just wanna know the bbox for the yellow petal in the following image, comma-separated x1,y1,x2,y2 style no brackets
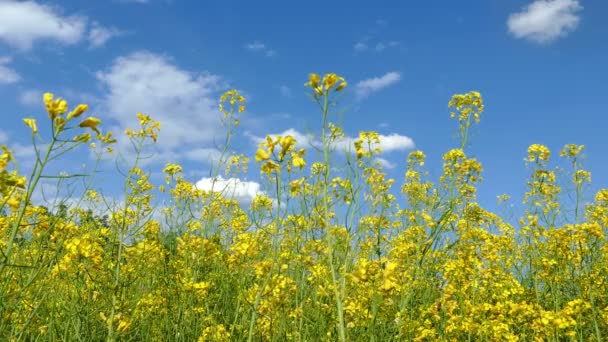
67,104,89,120
255,148,270,162
23,118,38,134
79,117,102,133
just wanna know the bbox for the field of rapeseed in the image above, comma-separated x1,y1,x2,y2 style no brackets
0,73,607,341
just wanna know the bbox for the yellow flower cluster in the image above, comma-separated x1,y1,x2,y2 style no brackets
305,72,347,95
255,135,306,174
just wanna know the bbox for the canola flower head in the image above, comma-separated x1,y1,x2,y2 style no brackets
43,92,69,119
79,117,102,133
67,104,89,120
527,143,551,163
448,90,484,124
23,118,38,134
305,72,347,94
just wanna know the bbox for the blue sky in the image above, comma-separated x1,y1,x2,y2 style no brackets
0,0,606,216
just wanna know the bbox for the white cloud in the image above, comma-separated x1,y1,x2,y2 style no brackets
9,142,37,165
0,1,86,50
374,157,396,169
183,148,223,165
195,176,263,203
0,130,8,144
507,0,582,44
247,128,316,150
88,22,121,48
354,41,368,52
245,41,266,51
97,51,225,152
331,133,414,153
19,89,42,106
355,71,401,100
95,51,241,170
245,40,276,57
374,133,415,152
248,128,414,155
0,56,20,84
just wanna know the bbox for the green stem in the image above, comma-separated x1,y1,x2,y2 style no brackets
319,92,346,342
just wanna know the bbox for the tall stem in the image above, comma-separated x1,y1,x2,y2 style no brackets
320,93,346,342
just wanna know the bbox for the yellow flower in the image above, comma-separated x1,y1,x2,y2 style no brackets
163,163,183,176
291,149,306,169
255,148,271,162
43,93,68,119
306,73,320,88
66,104,89,120
322,73,339,90
527,144,551,163
79,117,102,133
23,118,38,134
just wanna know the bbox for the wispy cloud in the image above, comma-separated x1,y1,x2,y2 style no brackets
507,0,582,44
353,19,401,54
0,57,20,84
355,71,401,100
374,157,396,170
19,89,41,106
355,40,400,53
354,41,368,52
88,22,122,49
245,41,276,57
115,0,150,3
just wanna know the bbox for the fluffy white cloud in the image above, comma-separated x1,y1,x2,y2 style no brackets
374,133,415,152
331,133,414,153
97,51,225,150
95,51,240,170
195,176,263,203
507,0,582,44
88,22,121,48
355,71,401,100
0,57,20,84
0,1,86,50
0,130,8,144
